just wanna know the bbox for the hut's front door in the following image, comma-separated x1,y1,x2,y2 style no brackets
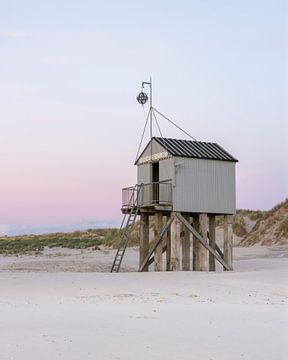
152,162,159,203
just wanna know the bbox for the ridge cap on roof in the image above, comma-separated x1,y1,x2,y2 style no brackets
154,136,216,144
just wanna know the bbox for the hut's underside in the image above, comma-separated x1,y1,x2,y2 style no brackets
138,210,233,272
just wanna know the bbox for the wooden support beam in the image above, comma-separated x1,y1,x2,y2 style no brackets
148,245,167,266
224,215,233,271
139,214,175,272
215,243,224,259
139,213,149,272
193,213,209,270
165,215,171,271
154,212,163,271
176,213,232,271
207,230,224,259
198,214,209,271
192,214,200,271
170,214,181,271
209,214,216,271
181,213,190,271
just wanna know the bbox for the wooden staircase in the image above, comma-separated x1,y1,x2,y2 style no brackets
110,185,141,273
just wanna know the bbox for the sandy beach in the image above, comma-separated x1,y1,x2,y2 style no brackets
0,246,287,360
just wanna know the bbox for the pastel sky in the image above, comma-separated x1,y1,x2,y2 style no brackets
0,0,287,235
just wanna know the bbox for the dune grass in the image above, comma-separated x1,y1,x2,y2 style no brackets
0,229,122,255
0,208,267,255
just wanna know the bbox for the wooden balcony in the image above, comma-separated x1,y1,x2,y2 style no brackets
121,182,173,214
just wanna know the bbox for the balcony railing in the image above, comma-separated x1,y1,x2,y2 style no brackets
122,181,172,209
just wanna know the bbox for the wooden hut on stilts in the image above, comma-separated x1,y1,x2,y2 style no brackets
111,79,238,273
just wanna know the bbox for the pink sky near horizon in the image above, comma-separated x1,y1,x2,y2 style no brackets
0,138,286,229
0,1,287,234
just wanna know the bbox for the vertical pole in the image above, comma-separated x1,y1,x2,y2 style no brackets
209,214,216,271
224,215,233,271
182,213,190,271
150,78,153,160
150,77,152,136
165,215,171,271
170,213,181,271
139,212,149,272
149,79,153,196
198,213,209,271
193,214,208,271
154,212,163,271
189,216,193,269
193,214,200,270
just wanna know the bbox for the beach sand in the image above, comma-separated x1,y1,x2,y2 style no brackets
0,246,287,360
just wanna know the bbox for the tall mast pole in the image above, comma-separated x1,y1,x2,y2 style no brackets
140,78,153,162
149,77,153,161
150,76,152,142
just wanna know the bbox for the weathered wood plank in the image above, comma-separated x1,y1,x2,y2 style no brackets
193,214,200,271
154,212,163,271
182,213,190,271
148,245,167,266
207,230,224,259
215,243,224,259
198,213,208,271
209,214,216,271
139,213,149,272
164,215,171,271
224,215,233,271
170,215,181,271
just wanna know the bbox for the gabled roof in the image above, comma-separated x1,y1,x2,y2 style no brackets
136,137,238,164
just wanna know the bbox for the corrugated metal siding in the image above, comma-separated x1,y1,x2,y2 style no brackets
174,157,236,214
159,158,175,183
159,157,175,203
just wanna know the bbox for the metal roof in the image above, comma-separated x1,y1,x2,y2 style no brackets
153,137,238,162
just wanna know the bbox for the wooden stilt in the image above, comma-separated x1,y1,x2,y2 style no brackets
139,212,149,272
139,214,174,272
181,213,190,271
170,214,181,271
193,214,209,271
189,216,193,268
224,215,233,271
209,214,216,271
193,214,200,270
197,213,208,271
154,212,163,271
164,215,171,271
177,213,231,270
139,211,233,273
